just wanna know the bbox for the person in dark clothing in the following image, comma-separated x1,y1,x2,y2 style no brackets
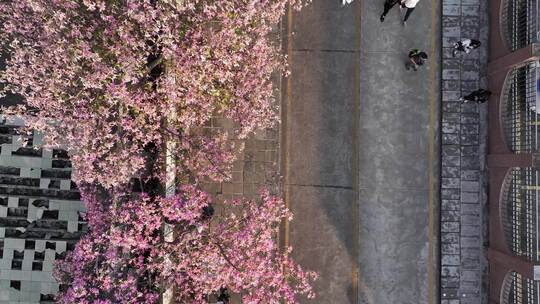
216,288,230,304
405,49,428,71
459,89,491,103
380,0,400,22
452,39,481,57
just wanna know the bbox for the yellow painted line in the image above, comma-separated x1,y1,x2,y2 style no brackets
284,3,293,252
427,0,439,303
351,0,361,302
284,4,363,303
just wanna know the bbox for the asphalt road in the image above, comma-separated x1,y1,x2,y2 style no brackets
281,1,440,303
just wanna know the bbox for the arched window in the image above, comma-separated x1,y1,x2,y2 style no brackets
501,168,540,261
501,62,539,153
501,0,539,51
501,271,539,303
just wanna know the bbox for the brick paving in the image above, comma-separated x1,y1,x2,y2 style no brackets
201,30,282,203
199,124,279,304
201,123,280,203
440,0,489,303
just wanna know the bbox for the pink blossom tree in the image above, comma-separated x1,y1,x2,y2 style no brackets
0,0,307,188
0,0,317,302
54,186,316,304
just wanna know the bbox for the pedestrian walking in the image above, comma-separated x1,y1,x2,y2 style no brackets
452,39,481,57
401,0,420,25
459,89,491,103
216,288,230,304
405,49,428,71
380,0,400,22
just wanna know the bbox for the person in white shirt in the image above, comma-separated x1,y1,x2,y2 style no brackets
342,0,354,5
401,0,420,25
452,39,481,57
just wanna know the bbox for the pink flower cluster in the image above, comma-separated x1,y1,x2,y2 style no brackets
54,186,316,304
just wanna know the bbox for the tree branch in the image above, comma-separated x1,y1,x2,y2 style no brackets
164,127,232,180
215,241,241,272
147,55,163,74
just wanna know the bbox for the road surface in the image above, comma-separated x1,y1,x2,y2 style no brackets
281,1,440,303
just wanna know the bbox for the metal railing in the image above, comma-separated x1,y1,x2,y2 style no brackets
502,271,539,304
502,62,540,153
502,168,540,262
501,0,539,51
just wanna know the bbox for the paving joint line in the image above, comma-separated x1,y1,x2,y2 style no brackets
291,49,359,53
285,183,354,190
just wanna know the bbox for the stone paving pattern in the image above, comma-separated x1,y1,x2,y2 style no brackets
200,122,280,203
199,55,281,304
199,123,278,304
201,30,282,204
0,117,85,304
440,0,489,303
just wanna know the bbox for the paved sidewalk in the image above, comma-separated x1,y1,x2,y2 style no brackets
439,0,489,303
282,0,440,303
357,0,440,303
281,2,360,302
